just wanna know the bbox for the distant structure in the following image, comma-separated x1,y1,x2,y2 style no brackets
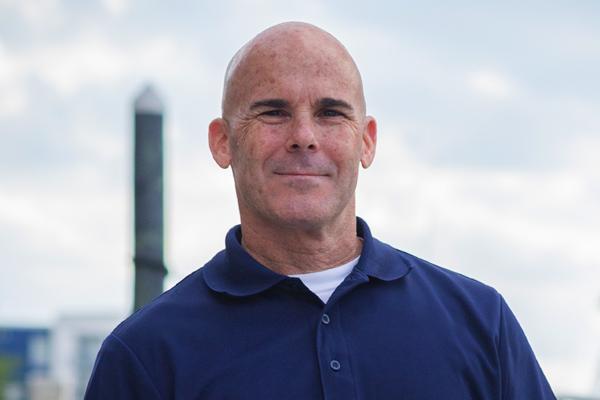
133,85,167,311
0,327,51,400
0,314,121,400
50,314,119,400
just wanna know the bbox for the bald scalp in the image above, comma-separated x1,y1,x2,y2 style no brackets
221,22,366,119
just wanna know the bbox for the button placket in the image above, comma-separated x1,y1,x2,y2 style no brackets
316,303,357,398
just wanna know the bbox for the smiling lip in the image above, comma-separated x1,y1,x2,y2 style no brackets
274,172,327,177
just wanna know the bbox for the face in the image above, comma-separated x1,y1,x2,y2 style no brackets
209,27,376,230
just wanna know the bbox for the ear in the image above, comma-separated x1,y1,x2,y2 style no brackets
208,118,232,169
360,116,377,168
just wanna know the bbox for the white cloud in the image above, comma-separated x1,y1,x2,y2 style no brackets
467,69,519,100
8,31,214,100
0,0,63,31
0,83,27,117
359,128,600,264
224,0,330,38
27,34,127,96
567,134,600,180
102,0,130,17
0,40,28,117
0,163,130,323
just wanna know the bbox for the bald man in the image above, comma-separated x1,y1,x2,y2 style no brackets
85,23,555,399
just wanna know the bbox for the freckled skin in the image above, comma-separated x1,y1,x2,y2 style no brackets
208,22,377,274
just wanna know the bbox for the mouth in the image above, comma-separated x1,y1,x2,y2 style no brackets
273,172,328,177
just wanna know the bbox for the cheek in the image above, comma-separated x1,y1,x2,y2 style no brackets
233,127,283,172
248,135,279,165
322,132,362,166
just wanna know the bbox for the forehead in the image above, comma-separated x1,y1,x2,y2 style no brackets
226,28,363,112
247,56,354,100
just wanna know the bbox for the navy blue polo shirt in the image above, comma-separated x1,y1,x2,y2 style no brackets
85,218,555,399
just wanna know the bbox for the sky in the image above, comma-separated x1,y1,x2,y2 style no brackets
1,0,599,396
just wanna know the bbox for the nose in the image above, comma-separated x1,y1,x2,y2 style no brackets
286,115,319,152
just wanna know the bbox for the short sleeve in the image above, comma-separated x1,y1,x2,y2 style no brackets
498,296,556,400
84,334,163,400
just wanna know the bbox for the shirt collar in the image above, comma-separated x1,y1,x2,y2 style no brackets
354,217,414,281
203,217,413,296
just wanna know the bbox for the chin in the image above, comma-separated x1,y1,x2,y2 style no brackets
270,200,341,229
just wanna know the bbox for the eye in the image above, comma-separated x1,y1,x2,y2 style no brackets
256,109,290,124
319,109,345,118
261,109,287,117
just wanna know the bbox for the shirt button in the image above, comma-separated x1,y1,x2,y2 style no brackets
330,360,341,371
321,314,330,325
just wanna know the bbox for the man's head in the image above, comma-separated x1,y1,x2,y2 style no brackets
209,22,376,230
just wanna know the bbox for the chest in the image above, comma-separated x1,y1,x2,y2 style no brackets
159,283,501,400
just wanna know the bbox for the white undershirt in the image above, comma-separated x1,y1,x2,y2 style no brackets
289,256,360,303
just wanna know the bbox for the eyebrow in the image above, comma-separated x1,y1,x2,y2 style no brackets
249,97,355,112
249,99,290,110
317,97,354,111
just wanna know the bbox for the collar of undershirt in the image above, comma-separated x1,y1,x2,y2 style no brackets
289,254,360,281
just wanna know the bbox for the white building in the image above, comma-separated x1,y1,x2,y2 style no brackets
49,314,121,400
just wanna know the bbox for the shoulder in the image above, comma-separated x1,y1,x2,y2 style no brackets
374,238,503,326
377,238,499,294
407,246,499,299
87,251,232,398
111,250,227,346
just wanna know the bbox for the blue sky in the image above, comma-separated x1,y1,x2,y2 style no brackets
1,0,599,395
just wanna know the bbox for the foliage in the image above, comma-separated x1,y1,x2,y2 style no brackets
0,356,19,399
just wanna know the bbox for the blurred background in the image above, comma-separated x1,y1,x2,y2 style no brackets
1,0,599,399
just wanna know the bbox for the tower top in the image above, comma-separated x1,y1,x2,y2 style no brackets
134,84,164,114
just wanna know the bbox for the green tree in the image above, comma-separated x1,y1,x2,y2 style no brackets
0,356,18,400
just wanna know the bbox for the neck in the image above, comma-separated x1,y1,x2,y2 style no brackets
239,214,362,276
